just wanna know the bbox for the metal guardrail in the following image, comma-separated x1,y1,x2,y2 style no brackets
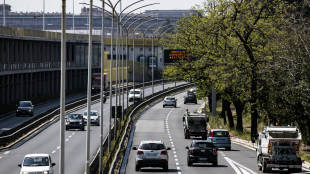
0,79,168,149
107,83,194,174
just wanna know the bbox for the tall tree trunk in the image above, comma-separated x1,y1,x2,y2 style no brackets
208,95,212,113
221,99,227,125
233,100,244,132
224,99,234,128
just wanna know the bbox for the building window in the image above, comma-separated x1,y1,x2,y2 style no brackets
131,48,133,51
113,48,115,51
140,47,143,51
104,47,106,51
149,48,151,51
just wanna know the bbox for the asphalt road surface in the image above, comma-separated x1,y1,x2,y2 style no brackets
125,91,310,174
0,82,186,174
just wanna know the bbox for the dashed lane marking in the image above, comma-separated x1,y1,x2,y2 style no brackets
3,151,10,155
166,108,181,174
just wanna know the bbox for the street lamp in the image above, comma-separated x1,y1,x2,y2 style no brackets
3,0,5,26
131,18,158,105
85,1,93,174
60,1,66,174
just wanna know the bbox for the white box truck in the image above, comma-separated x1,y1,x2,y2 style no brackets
257,126,302,173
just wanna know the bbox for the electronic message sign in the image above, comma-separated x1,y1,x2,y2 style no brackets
164,49,189,64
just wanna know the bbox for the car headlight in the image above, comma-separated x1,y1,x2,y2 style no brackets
79,120,83,124
22,171,28,174
28,110,32,112
43,170,50,174
17,110,19,112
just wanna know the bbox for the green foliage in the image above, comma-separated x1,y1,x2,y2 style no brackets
161,0,310,144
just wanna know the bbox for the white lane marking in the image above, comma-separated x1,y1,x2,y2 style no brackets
57,146,60,149
165,108,181,174
3,151,10,155
232,141,310,172
0,156,2,159
69,135,72,138
65,139,69,141
232,141,256,151
52,151,56,154
223,157,257,174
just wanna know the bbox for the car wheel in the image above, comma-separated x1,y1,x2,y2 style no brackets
184,102,186,104
66,127,69,131
163,105,165,108
257,157,262,171
212,160,218,167
174,105,176,108
81,127,85,131
226,147,231,151
187,160,192,166
262,158,269,173
195,102,197,104
163,165,168,172
135,165,140,172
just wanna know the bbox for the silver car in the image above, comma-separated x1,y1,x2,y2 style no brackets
163,96,177,108
207,129,231,150
83,110,100,126
132,140,171,172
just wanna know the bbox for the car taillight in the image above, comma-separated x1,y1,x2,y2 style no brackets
161,151,167,155
210,137,213,142
137,150,144,155
268,143,271,153
228,133,231,141
211,131,214,137
189,148,194,155
296,143,300,152
213,148,217,155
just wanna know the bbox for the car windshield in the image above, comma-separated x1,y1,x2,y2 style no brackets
213,131,229,137
130,91,140,94
23,157,49,166
165,97,175,101
194,142,214,148
19,101,32,107
68,114,82,119
83,111,98,116
140,143,165,150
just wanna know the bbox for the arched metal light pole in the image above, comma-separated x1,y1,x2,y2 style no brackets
2,0,5,26
157,25,176,92
105,0,159,139
99,0,105,173
60,1,66,174
43,0,45,30
137,22,165,99
85,0,93,173
132,18,158,105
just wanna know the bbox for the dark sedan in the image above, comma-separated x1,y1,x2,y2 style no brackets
16,101,34,116
66,113,85,131
186,140,218,166
184,92,197,104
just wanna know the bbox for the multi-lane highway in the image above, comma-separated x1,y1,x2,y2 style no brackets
0,82,186,174
124,91,310,174
2,84,310,174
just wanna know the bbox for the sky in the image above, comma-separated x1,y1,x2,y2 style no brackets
5,0,205,14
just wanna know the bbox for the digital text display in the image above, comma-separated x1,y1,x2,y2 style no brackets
164,49,189,63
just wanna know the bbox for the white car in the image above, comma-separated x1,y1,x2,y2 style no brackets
18,153,55,174
83,110,100,126
132,140,170,172
163,96,177,108
128,89,142,102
